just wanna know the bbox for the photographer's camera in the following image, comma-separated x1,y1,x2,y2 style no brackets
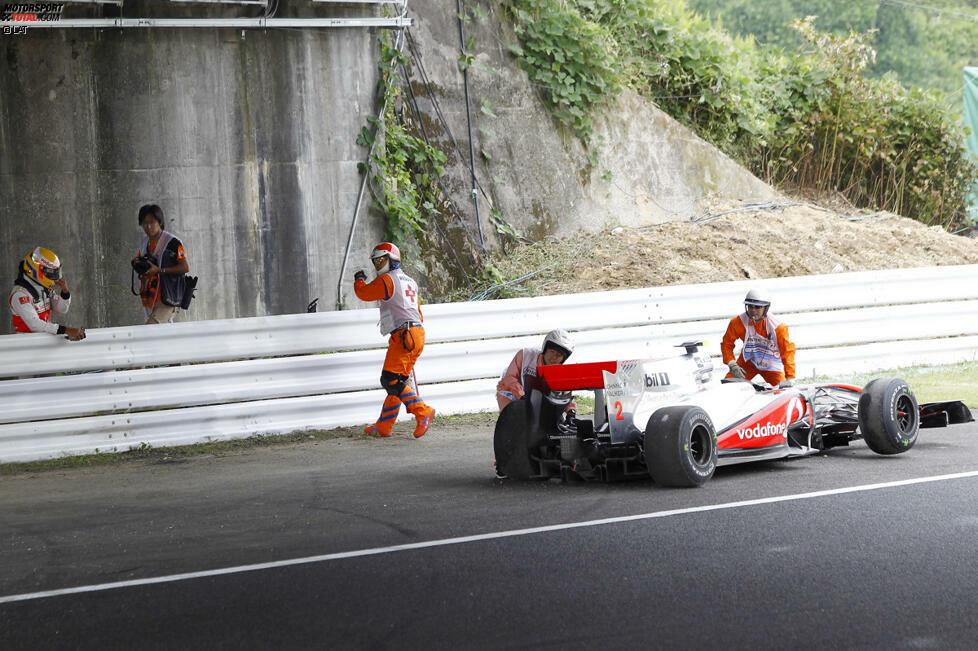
131,254,157,275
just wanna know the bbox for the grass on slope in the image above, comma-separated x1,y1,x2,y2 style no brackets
825,362,978,406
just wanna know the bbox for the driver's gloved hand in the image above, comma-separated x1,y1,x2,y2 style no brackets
354,270,367,282
778,379,794,389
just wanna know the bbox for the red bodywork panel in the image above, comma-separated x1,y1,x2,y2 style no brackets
538,361,619,391
821,383,862,393
717,392,811,450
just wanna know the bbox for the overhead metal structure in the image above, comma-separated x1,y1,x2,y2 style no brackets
3,16,411,27
2,0,411,27
167,0,269,6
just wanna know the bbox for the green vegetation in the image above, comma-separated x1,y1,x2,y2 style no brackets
573,393,595,413
688,0,978,109
505,0,978,228
820,361,978,406
357,35,450,272
507,0,621,143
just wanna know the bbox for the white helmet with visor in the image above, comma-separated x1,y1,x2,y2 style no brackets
542,329,574,363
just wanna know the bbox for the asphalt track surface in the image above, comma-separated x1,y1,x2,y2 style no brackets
2,414,978,650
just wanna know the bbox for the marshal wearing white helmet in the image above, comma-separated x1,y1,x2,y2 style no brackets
496,328,577,411
721,288,795,387
353,242,436,438
8,247,86,340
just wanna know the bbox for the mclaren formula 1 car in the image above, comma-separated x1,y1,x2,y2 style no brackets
493,342,973,487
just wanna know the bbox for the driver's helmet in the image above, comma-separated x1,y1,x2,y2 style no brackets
542,328,574,363
744,288,771,317
371,242,401,274
23,247,62,290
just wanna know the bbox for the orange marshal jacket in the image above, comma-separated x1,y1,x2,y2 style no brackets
720,314,796,379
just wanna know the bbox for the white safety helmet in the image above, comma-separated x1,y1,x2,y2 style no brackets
542,329,574,362
744,288,771,318
370,242,401,275
744,288,771,307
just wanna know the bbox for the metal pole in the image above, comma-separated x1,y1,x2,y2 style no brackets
335,22,406,310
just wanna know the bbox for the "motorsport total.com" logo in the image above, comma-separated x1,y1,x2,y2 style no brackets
2,2,63,34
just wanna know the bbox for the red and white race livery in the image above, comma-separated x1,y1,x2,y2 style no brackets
493,342,973,487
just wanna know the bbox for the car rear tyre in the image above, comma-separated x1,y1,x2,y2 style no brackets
493,399,544,479
858,378,919,455
645,406,717,487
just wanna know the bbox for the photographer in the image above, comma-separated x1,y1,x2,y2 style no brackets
133,204,190,324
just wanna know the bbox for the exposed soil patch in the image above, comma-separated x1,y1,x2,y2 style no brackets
463,195,978,300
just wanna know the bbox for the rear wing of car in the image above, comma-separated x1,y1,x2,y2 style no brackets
536,342,709,392
537,361,619,391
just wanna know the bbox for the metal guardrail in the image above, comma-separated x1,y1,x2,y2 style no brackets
3,264,975,377
2,265,977,462
4,299,978,425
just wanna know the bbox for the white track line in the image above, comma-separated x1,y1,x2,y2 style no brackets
3,470,978,605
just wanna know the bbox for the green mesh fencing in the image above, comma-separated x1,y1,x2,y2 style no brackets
964,67,978,224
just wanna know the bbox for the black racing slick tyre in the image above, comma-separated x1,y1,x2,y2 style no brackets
858,378,920,455
644,406,717,487
493,400,543,480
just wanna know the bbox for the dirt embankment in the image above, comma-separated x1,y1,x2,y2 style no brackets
474,197,978,298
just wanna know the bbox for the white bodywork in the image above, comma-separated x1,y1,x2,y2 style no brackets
602,350,800,445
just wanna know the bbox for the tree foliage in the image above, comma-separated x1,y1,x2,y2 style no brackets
507,0,621,143
688,0,978,104
506,0,978,227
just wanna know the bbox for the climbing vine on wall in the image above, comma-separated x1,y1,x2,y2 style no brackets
357,34,450,268
505,0,620,146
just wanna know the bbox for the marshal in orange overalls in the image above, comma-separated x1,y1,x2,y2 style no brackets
354,246,436,438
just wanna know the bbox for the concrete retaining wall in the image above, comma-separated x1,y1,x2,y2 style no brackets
1,0,779,334
0,4,389,332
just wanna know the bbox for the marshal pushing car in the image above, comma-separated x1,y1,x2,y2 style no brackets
492,342,973,487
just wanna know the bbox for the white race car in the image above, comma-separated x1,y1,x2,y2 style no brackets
493,342,973,486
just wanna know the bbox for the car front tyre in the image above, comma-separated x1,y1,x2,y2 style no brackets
858,377,919,455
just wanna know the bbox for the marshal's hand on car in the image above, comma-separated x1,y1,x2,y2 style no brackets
727,360,746,380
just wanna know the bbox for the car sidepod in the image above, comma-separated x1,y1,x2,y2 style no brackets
714,389,811,465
